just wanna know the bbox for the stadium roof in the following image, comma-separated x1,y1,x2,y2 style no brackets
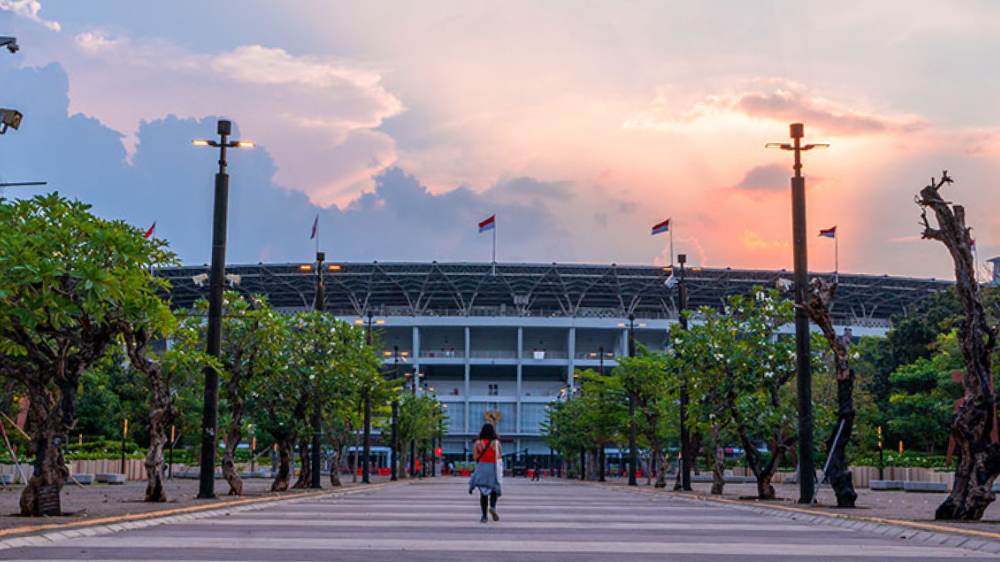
156,262,952,325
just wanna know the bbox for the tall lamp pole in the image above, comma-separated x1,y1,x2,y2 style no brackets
598,345,606,482
390,346,402,481
678,254,692,491
766,123,828,504
362,310,374,484
310,252,325,489
192,120,253,499
409,371,422,477
627,314,637,487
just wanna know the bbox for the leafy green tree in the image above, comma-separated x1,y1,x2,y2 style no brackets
615,348,677,487
679,288,797,499
887,332,963,455
0,194,172,515
396,393,444,478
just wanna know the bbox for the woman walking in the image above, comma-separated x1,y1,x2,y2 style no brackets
468,423,502,523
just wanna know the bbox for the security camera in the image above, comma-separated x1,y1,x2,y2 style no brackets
775,278,793,291
0,108,23,134
0,37,18,54
664,274,678,289
192,273,209,287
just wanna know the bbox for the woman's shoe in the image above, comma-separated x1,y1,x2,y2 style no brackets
490,508,499,521
480,515,488,523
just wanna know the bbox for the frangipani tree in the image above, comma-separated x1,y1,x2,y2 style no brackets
0,194,172,515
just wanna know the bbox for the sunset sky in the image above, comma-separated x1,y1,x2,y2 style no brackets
2,1,999,278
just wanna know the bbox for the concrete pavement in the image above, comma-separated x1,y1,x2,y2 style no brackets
1,477,996,560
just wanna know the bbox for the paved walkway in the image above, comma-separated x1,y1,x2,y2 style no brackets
1,477,996,560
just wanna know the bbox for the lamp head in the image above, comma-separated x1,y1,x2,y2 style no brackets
217,120,232,136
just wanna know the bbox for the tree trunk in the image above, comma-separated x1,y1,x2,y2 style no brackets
710,424,726,495
654,448,668,488
221,429,243,496
329,445,344,487
143,374,172,503
804,278,857,508
20,383,71,516
293,438,311,489
352,431,359,483
690,431,703,476
917,173,1000,521
271,437,294,492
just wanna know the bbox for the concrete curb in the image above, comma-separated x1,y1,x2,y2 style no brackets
605,483,1000,555
0,481,400,551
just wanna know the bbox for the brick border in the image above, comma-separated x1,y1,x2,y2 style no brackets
0,481,399,551
606,484,1000,555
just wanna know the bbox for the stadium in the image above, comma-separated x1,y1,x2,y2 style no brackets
157,261,951,469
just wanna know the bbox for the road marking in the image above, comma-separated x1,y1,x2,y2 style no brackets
191,518,848,532
40,537,980,558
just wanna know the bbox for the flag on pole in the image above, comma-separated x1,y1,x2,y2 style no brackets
819,226,836,238
479,214,496,233
651,218,670,236
971,239,977,252
310,215,319,240
143,221,156,239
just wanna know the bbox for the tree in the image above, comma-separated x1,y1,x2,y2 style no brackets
396,393,444,478
615,348,676,488
680,288,797,499
0,194,172,515
803,277,858,507
917,171,1000,521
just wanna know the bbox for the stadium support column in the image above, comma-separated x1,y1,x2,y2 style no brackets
464,326,471,433
516,327,523,434
567,327,576,387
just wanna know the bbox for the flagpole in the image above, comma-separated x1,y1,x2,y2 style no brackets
670,222,675,267
834,234,839,284
492,220,497,276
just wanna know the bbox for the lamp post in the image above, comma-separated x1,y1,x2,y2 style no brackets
389,345,406,481
627,314,637,487
598,344,606,483
766,122,828,504
310,251,325,489
192,119,254,499
362,310,374,484
408,371,423,477
678,254,692,492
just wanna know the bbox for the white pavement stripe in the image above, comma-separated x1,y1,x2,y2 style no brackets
43,537,979,558
230,513,762,522
275,504,712,511
191,518,848,532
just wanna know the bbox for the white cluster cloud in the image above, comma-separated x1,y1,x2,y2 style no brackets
0,0,59,31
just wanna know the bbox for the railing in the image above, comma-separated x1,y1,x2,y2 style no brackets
468,350,519,359
419,350,464,359
522,350,568,360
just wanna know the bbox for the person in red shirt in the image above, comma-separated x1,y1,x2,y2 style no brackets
468,423,503,523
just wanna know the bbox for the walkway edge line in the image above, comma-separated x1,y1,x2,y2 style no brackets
602,483,1000,555
0,481,401,550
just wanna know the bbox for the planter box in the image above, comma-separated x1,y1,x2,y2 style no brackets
870,480,904,490
71,473,95,485
0,474,13,485
903,481,947,493
95,473,127,484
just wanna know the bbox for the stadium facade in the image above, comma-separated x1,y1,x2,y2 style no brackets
158,261,950,466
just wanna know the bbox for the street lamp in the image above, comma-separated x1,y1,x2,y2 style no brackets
192,119,254,499
386,346,408,481
677,254,692,491
408,371,424,477
310,251,325,489
766,122,828,505
0,36,18,53
362,310,374,484
627,314,637,487
598,344,606,482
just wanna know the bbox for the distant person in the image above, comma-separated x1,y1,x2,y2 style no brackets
468,423,502,523
531,457,541,481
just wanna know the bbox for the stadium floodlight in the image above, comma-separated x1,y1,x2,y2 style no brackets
1,36,18,54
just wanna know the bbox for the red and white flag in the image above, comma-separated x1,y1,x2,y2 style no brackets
143,221,156,239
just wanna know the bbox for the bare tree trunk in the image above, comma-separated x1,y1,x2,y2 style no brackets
329,446,344,487
654,447,668,488
690,430,703,476
221,430,243,496
710,423,726,495
804,278,857,508
271,437,294,492
918,172,1000,521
